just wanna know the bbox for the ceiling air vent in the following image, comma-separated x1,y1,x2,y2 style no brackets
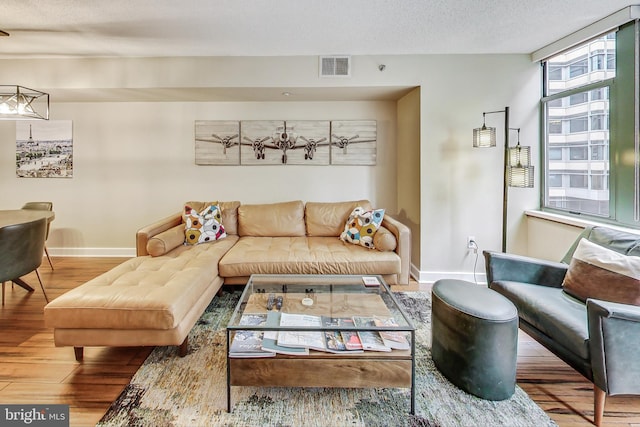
319,55,351,77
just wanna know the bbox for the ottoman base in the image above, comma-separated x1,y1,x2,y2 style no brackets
431,279,518,401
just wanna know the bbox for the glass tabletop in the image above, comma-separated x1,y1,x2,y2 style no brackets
228,274,415,332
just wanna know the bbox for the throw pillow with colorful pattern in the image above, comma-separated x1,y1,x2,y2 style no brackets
340,206,385,249
183,204,226,245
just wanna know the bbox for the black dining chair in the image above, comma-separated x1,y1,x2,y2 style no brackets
0,217,49,305
21,202,54,270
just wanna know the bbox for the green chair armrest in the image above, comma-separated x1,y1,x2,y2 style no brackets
483,250,567,287
588,298,640,395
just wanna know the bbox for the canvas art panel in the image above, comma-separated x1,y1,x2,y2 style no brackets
195,119,377,166
195,120,240,165
330,120,377,165
240,120,285,165
16,120,73,178
280,120,330,165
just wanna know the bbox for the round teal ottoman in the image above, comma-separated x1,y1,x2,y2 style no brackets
431,279,518,401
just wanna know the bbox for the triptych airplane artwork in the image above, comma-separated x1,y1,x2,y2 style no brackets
195,120,377,166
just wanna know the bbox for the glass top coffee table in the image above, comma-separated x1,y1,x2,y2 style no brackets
226,274,416,414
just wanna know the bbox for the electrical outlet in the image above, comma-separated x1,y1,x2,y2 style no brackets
467,236,476,249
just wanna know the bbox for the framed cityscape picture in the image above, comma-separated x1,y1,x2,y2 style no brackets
16,120,73,178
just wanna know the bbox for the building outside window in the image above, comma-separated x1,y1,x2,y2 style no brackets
542,32,614,218
542,20,640,227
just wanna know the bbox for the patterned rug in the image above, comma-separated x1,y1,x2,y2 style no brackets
98,290,557,427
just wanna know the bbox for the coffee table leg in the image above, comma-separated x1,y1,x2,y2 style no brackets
411,330,416,414
226,329,231,412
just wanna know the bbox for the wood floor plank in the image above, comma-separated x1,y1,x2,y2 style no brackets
1,257,639,426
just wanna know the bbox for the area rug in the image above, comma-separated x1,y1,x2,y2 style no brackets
98,290,557,427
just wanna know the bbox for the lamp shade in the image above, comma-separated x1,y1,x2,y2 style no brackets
508,165,534,187
509,144,531,167
0,85,49,120
472,125,496,147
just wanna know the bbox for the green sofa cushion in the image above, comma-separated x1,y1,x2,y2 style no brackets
490,280,589,360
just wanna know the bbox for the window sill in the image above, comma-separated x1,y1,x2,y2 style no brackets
525,210,640,235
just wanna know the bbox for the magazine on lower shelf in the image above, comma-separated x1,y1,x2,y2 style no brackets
352,316,391,352
228,313,275,358
373,316,410,350
276,312,326,352
261,312,309,356
321,316,364,353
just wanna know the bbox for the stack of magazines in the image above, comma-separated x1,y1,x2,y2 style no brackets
229,311,409,358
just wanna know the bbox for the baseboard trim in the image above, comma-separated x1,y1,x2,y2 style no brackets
414,270,487,285
49,252,484,284
49,247,136,257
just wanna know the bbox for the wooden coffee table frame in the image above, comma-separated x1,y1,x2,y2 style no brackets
226,274,416,414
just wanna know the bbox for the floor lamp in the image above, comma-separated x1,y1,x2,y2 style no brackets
473,107,534,253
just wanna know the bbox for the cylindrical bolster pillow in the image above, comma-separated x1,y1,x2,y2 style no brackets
373,226,397,252
146,224,185,256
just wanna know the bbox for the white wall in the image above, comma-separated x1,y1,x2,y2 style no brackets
0,54,541,281
415,56,540,282
0,100,397,254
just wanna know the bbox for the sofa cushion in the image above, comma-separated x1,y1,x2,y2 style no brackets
238,200,305,237
146,224,185,257
490,281,589,360
563,238,640,306
44,235,238,331
183,204,226,245
305,200,371,237
219,236,401,277
340,207,385,249
185,201,241,235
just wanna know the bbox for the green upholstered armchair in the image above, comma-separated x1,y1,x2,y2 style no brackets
484,226,640,426
0,217,49,305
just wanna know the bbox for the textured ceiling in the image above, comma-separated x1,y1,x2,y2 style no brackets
0,0,634,58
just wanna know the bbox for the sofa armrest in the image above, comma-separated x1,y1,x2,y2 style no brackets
382,214,411,285
483,250,568,288
136,212,182,256
588,298,640,395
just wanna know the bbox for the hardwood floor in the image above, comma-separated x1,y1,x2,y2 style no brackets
1,257,638,426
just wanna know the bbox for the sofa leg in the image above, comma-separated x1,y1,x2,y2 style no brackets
594,385,606,426
73,347,84,361
178,337,188,357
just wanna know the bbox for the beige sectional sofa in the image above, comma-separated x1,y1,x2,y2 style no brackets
44,200,411,360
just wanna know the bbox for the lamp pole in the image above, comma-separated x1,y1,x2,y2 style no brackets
501,106,509,253
476,106,509,252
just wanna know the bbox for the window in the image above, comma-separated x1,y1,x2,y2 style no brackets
548,174,563,187
548,120,563,134
591,175,607,190
590,142,607,160
549,147,563,160
569,116,588,133
548,65,563,80
542,32,614,218
591,113,607,131
569,58,588,78
548,98,563,108
569,173,588,188
591,87,606,100
542,23,640,228
569,93,588,105
590,53,604,70
569,146,588,160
